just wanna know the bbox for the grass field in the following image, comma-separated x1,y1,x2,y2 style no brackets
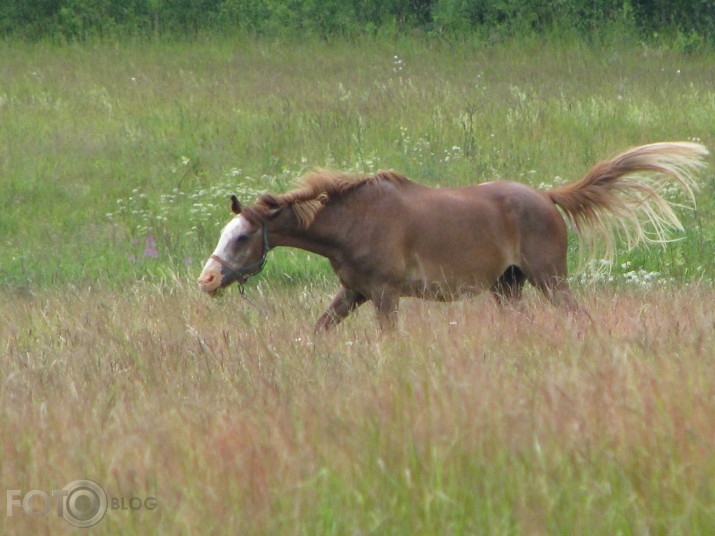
2,36,715,288
3,284,715,534
2,35,715,533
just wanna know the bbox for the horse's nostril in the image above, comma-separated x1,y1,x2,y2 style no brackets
198,271,218,288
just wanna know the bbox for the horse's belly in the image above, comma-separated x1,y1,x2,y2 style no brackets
400,275,490,301
401,248,509,299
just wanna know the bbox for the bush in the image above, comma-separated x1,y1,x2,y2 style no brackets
0,0,712,46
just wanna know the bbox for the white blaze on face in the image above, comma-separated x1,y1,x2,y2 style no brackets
212,215,253,263
197,215,252,292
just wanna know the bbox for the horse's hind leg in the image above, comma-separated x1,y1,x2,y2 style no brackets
526,265,580,313
315,287,367,332
535,276,580,312
528,269,594,331
517,205,587,316
519,251,581,312
490,265,527,306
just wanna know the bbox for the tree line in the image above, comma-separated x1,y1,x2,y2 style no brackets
1,0,713,46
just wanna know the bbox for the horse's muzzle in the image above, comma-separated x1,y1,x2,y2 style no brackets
197,264,223,294
198,261,249,295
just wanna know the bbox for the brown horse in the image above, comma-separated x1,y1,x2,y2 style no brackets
198,142,708,330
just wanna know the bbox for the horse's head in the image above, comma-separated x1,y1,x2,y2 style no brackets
197,195,269,294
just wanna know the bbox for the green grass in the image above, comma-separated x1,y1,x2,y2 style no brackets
1,35,714,290
2,35,715,534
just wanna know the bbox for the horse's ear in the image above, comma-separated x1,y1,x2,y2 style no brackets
230,195,242,214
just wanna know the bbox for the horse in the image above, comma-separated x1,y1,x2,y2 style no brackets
198,142,708,330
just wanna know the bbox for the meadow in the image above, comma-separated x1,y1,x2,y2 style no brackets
2,35,715,533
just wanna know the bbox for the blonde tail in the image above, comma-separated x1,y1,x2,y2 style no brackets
547,142,709,270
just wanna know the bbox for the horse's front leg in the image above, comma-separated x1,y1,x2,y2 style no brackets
315,287,367,332
371,287,400,331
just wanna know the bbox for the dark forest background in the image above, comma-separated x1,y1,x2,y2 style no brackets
1,0,714,48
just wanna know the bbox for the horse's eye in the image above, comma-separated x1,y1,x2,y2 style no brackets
236,235,248,244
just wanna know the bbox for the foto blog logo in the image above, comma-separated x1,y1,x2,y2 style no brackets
7,480,157,528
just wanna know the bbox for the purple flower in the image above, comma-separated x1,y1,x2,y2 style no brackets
129,254,137,263
143,235,158,258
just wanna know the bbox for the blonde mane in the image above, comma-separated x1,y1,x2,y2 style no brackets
250,169,411,228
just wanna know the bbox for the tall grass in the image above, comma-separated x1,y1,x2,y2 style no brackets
2,282,715,534
2,35,715,533
1,36,714,290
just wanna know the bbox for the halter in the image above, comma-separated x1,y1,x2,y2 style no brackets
210,224,270,286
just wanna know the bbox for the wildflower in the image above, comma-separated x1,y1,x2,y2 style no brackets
144,235,158,258
393,55,405,73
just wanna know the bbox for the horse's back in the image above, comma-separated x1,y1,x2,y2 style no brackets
402,180,562,237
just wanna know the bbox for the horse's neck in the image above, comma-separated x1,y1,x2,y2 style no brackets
267,203,347,260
